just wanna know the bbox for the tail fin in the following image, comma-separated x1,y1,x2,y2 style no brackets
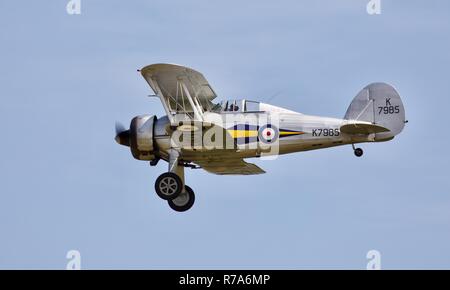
344,83,406,141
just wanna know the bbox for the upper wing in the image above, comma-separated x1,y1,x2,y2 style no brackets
140,63,217,124
195,159,265,175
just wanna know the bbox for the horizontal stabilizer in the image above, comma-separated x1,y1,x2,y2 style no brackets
340,122,390,135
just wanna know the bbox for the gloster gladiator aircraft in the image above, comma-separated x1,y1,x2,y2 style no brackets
115,63,406,212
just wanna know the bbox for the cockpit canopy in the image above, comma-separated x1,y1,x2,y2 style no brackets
213,99,261,113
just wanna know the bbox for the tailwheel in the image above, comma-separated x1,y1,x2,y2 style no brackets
168,185,195,212
155,172,182,200
354,148,364,157
352,144,364,157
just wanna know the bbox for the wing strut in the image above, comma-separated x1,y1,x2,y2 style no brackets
141,64,218,126
180,81,204,122
147,77,176,125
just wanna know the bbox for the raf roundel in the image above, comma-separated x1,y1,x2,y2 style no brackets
259,124,279,144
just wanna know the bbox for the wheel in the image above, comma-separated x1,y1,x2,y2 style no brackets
354,148,363,157
155,172,182,200
168,185,195,212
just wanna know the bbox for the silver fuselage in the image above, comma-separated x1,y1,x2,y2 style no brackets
152,104,377,163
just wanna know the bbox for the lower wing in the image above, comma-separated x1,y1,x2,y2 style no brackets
195,159,265,175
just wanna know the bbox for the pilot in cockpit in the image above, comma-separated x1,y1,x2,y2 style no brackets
229,103,239,111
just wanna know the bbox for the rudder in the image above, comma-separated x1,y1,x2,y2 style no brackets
344,83,406,141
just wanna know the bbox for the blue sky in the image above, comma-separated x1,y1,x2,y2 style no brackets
0,1,449,269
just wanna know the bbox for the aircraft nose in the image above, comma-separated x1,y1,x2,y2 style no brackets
115,130,130,146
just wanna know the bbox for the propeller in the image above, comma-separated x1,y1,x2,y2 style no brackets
115,121,130,146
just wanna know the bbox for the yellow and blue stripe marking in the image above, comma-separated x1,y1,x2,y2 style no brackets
227,124,304,144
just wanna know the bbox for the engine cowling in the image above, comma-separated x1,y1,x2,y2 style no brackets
129,115,157,160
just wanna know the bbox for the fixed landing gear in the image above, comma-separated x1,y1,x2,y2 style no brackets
155,172,182,200
352,144,364,157
154,149,196,212
354,148,363,157
155,172,196,212
168,185,195,212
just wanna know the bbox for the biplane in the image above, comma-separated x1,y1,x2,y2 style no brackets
115,63,406,212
